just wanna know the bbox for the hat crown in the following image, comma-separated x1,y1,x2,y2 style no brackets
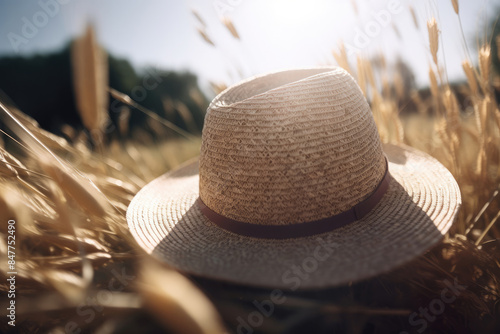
199,68,386,226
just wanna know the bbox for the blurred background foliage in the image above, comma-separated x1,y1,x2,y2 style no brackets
0,44,208,137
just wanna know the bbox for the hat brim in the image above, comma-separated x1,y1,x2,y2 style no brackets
127,143,461,289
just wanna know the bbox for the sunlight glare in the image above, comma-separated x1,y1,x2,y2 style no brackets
267,0,328,28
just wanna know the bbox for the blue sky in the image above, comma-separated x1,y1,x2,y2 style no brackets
0,0,498,93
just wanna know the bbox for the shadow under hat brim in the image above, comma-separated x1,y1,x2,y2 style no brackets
126,143,461,289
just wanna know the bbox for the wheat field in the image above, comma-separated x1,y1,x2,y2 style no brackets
1,2,500,333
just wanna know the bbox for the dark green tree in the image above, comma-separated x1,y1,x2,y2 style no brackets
0,43,208,137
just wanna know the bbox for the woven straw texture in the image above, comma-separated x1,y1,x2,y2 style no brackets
127,68,461,289
200,68,386,225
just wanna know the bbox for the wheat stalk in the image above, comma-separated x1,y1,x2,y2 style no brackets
41,161,109,217
429,66,439,98
462,60,478,95
479,44,491,88
221,16,240,40
139,258,227,334
71,24,109,143
356,56,367,96
332,42,352,74
409,5,419,30
451,0,459,15
392,23,402,40
191,8,206,28
197,28,215,46
427,18,439,66
350,0,358,16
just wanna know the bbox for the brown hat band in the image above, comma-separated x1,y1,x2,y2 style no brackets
197,159,391,239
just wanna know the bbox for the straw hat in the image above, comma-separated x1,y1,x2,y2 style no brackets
127,67,461,289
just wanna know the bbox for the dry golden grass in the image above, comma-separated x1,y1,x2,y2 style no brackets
0,99,205,333
427,17,440,66
451,0,459,15
409,5,419,30
0,4,500,334
221,16,240,40
71,25,109,144
197,27,215,47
